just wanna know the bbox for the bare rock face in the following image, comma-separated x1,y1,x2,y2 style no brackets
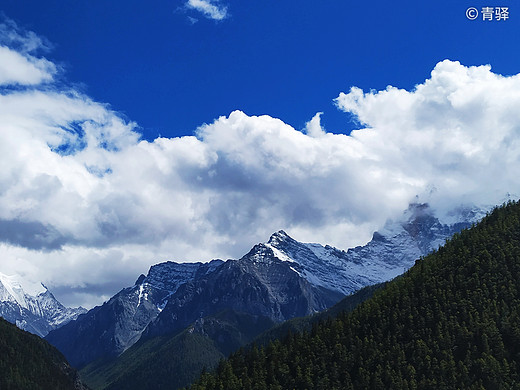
142,247,344,340
45,260,223,368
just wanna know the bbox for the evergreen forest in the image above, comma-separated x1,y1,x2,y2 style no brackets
0,317,87,390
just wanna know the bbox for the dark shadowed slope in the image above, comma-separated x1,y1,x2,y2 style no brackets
81,310,275,390
0,317,88,390
82,281,384,389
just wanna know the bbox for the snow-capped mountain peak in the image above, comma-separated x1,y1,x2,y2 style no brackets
267,230,292,245
258,203,490,297
0,272,46,309
0,272,86,337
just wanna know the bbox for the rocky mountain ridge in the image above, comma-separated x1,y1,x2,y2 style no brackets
45,260,223,368
261,202,484,295
45,202,486,370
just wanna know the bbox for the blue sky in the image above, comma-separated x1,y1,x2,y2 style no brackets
1,1,520,307
3,0,519,140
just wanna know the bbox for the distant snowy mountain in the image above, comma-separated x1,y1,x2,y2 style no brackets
46,202,489,369
0,272,86,337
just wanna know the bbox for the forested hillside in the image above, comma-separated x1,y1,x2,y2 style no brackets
189,201,520,389
81,283,381,390
81,310,275,390
0,317,88,390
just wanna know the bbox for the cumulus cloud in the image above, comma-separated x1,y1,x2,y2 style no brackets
1,22,520,307
186,0,228,21
335,60,520,215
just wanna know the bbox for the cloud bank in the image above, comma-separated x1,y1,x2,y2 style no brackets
1,22,520,307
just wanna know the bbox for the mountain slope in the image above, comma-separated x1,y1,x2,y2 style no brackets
45,260,223,369
252,282,385,347
81,310,275,390
80,285,384,390
0,273,86,337
142,246,344,341
81,283,383,390
0,317,88,390
189,201,520,389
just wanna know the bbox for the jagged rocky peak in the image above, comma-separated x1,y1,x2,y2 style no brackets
403,202,431,221
45,258,226,368
138,259,224,292
370,231,386,242
267,230,293,245
380,202,479,240
135,273,146,285
401,201,488,223
127,259,226,313
400,203,441,238
245,234,297,265
245,244,274,263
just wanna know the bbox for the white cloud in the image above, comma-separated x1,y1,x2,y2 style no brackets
0,20,56,86
304,112,326,138
335,60,520,214
0,46,56,85
0,19,52,53
186,0,228,21
1,23,520,308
